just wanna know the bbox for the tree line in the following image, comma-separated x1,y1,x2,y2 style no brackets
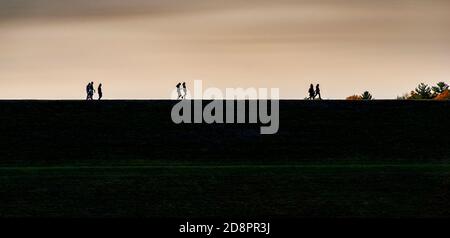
346,82,450,100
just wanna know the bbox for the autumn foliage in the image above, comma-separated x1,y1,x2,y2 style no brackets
397,82,449,100
346,95,362,100
434,90,450,100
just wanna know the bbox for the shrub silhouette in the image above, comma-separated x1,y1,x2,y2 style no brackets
346,91,373,100
432,82,449,96
406,90,420,100
361,91,373,100
435,90,450,100
397,93,410,100
346,95,362,100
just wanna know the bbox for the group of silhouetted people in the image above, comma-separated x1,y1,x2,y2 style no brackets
86,82,103,100
308,84,321,100
82,81,322,100
176,82,187,99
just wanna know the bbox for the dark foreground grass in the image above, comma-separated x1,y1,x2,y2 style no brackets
1,100,450,217
1,163,450,218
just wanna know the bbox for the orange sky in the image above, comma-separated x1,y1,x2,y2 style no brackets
1,0,449,99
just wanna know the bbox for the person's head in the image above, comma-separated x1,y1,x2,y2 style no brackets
316,84,320,87
310,84,313,88
99,83,102,87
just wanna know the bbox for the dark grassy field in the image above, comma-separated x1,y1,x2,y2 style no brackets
0,100,450,218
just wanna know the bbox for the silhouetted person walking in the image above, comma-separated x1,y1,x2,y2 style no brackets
308,84,315,100
86,82,95,100
86,82,91,100
98,83,103,100
90,82,95,100
315,84,322,100
176,83,182,99
182,82,187,99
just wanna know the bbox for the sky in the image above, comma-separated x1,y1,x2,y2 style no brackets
0,0,449,99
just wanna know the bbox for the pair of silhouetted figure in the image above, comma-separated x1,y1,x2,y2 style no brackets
308,84,321,100
176,82,187,99
86,82,103,100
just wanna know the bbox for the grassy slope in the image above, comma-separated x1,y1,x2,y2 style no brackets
0,100,449,217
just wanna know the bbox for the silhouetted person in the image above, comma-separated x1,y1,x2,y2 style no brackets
308,84,315,100
182,82,187,99
86,82,91,100
315,84,321,100
90,82,95,100
87,82,95,100
176,83,182,99
98,83,103,100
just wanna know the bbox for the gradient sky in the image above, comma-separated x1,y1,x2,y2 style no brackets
1,0,449,99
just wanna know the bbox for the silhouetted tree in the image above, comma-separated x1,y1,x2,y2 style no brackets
361,91,373,100
412,83,433,99
432,82,449,96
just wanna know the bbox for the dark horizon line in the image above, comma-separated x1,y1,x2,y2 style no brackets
0,99,445,102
